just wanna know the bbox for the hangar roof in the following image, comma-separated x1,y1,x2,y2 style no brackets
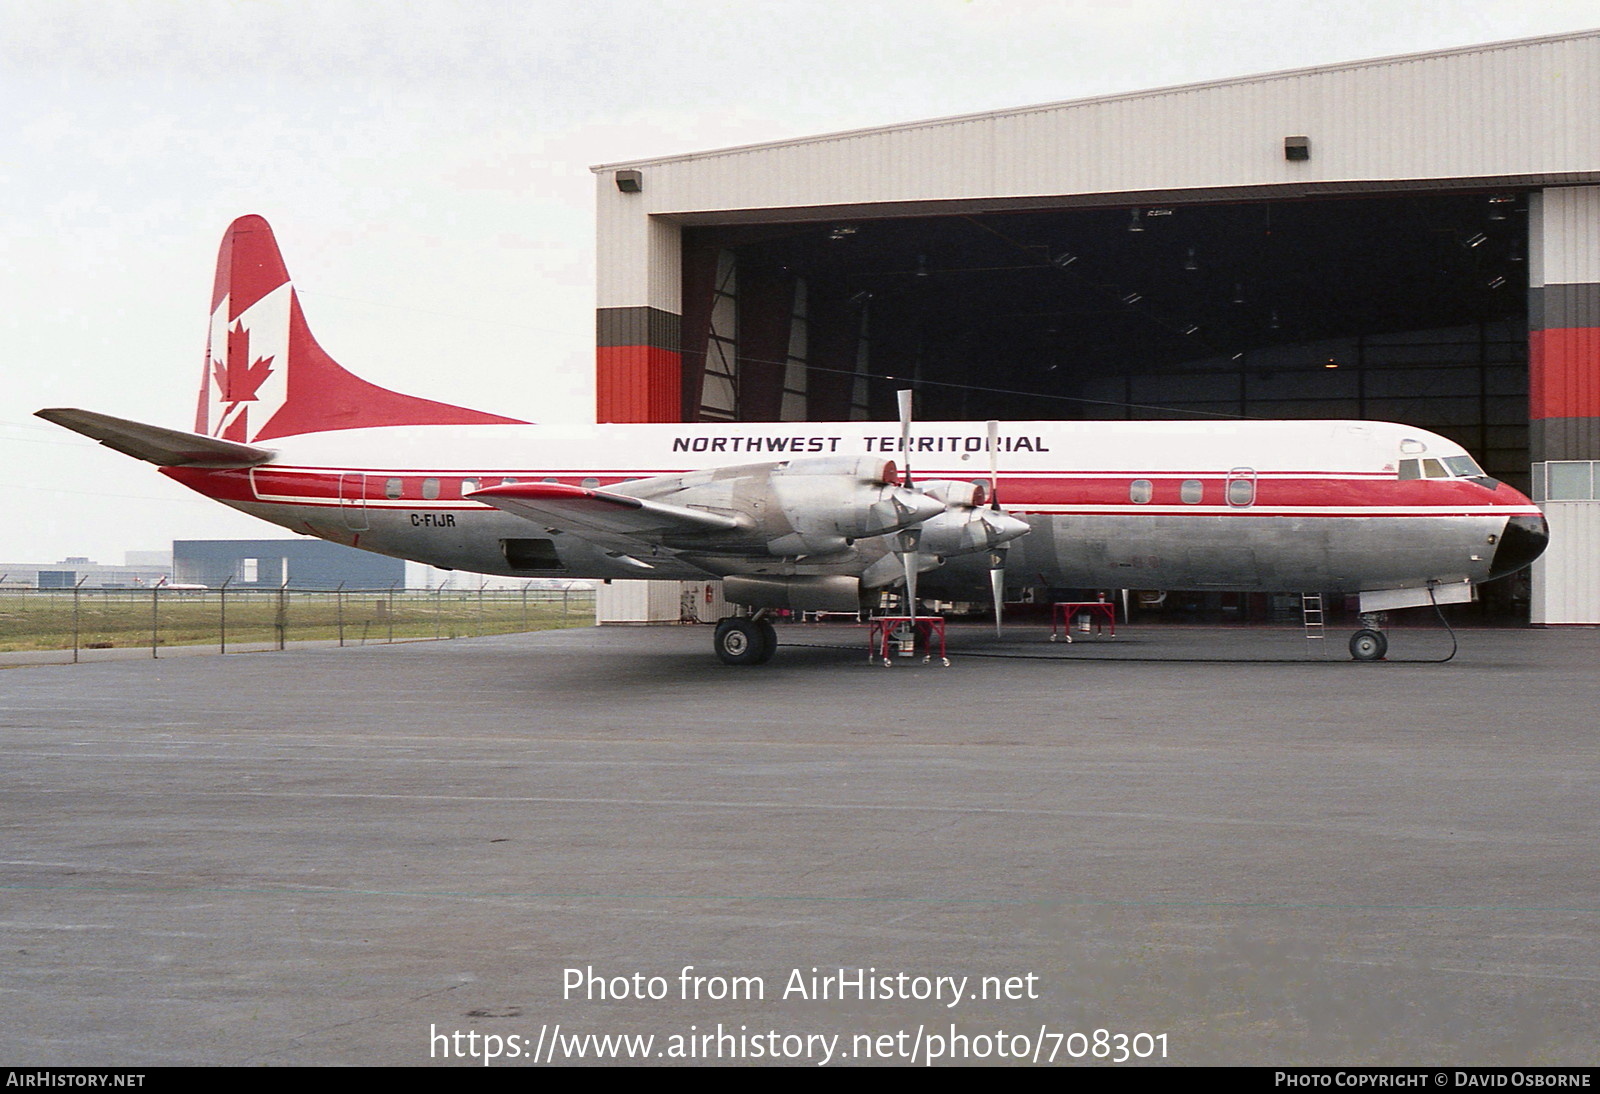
594,29,1599,221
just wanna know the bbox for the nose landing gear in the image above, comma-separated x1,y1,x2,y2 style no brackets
1349,613,1389,661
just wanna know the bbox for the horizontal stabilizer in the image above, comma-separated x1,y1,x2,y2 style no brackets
36,408,276,467
469,482,745,539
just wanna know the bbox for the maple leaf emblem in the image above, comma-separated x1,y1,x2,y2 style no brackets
211,322,275,405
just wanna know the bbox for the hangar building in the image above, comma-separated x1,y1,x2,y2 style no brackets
590,30,1600,624
173,540,404,591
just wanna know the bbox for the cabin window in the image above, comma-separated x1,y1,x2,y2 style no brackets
1225,467,1257,508
1398,460,1420,480
460,478,480,497
500,477,520,485
1443,455,1484,478
1129,479,1153,504
1421,459,1447,479
1180,479,1203,504
385,477,403,499
581,477,600,489
421,477,441,500
541,476,559,485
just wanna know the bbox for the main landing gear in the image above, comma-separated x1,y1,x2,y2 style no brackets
713,615,777,666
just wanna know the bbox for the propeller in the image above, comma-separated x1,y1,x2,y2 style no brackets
986,419,1007,636
896,389,921,618
877,394,1027,631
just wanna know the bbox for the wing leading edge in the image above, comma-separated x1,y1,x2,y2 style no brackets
468,481,747,539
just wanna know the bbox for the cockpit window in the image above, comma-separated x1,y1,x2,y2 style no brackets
1399,455,1486,480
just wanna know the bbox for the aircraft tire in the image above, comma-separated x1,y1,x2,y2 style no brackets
753,620,778,664
1349,629,1388,661
714,618,770,666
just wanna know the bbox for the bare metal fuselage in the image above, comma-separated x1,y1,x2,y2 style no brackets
158,417,1544,604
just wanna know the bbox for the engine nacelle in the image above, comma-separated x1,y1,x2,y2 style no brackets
765,456,945,553
916,506,1031,557
723,574,862,612
917,479,987,508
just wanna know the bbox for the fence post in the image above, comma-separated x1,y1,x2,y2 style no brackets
336,581,346,647
388,581,397,644
276,580,288,650
219,577,232,654
151,580,161,659
72,575,87,663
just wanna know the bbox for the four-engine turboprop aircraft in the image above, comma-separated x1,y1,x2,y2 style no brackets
39,216,1548,664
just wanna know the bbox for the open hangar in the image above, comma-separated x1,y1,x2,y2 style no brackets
590,29,1600,626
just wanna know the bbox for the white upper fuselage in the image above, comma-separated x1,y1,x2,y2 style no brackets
233,417,1430,476
160,417,1545,600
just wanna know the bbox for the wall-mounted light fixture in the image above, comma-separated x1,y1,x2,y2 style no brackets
614,170,643,193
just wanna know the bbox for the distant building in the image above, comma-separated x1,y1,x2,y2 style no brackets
173,540,404,590
0,556,171,589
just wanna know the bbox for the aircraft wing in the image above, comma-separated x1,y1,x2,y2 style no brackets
36,408,276,468
468,482,746,540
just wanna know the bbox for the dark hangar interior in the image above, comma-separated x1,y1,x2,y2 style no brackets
680,191,1530,491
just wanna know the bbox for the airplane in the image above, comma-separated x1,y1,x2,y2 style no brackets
38,215,1549,665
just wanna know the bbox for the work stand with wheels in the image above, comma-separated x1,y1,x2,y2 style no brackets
868,615,949,667
1050,601,1117,643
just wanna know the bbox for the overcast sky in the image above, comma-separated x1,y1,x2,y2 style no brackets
4,0,1596,565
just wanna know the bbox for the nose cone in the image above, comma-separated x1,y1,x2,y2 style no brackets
898,488,950,525
1489,513,1550,579
980,509,1032,546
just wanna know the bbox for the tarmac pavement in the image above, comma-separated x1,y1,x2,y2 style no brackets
2,621,1596,1066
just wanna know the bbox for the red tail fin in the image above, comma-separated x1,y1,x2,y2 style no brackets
196,215,526,442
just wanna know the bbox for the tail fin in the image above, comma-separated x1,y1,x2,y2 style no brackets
197,215,527,442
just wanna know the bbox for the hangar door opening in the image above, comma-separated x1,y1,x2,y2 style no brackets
675,192,1533,622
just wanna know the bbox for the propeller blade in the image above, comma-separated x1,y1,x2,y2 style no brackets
989,548,1007,637
899,528,921,619
986,420,1001,508
898,389,915,487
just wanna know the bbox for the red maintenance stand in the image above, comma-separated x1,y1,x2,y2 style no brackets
1051,601,1117,643
868,616,950,667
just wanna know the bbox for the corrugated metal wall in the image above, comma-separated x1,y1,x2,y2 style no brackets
1532,500,1600,625
597,32,1599,219
596,580,726,625
1530,185,1600,623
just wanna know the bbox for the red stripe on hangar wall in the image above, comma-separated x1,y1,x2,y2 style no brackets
597,345,683,424
1530,327,1600,419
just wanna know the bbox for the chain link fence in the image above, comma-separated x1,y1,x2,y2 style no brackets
0,584,596,661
